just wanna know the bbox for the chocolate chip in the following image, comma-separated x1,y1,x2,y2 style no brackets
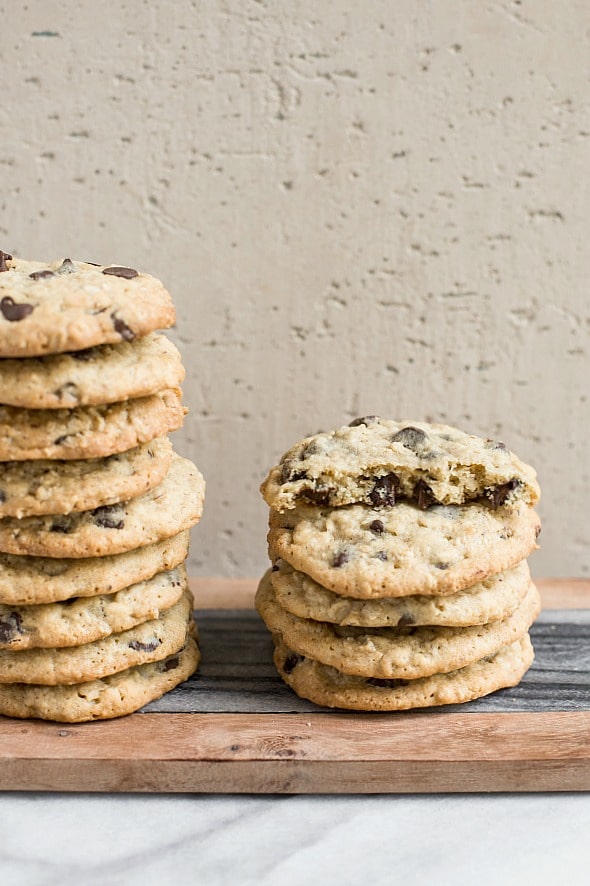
332,550,350,568
303,487,333,506
85,261,101,266
53,382,79,402
392,426,429,453
161,655,180,671
375,551,388,561
93,505,125,529
369,519,385,534
397,613,416,626
50,517,74,533
53,434,70,446
349,415,379,427
0,612,23,644
0,250,12,272
283,651,304,674
486,479,521,508
367,677,410,688
434,561,450,570
271,563,280,572
29,269,56,280
414,479,435,509
280,461,307,483
0,296,35,322
102,266,138,279
369,472,399,507
0,489,5,503
128,638,161,652
535,524,542,539
57,258,76,274
111,313,136,341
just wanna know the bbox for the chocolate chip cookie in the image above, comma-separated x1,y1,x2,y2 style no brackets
0,253,175,357
0,454,205,558
261,418,540,512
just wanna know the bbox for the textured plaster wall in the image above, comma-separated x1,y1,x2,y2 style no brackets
1,0,589,577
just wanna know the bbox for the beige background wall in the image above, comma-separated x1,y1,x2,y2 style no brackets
1,1,588,577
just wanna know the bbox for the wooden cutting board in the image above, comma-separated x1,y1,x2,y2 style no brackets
1,578,589,793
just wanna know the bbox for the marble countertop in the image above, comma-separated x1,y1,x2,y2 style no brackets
1,792,588,886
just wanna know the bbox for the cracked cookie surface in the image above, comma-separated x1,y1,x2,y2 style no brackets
0,254,175,357
261,418,540,512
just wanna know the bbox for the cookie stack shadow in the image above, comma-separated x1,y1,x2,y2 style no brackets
0,253,203,722
257,418,542,711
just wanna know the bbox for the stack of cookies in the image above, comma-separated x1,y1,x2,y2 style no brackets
257,417,541,711
0,252,203,722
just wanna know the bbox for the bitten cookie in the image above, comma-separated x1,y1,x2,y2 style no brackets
273,634,534,711
0,253,175,357
0,638,199,722
0,592,193,684
0,436,173,518
256,571,540,680
0,531,190,606
0,389,185,461
268,500,540,598
270,559,532,627
0,566,188,650
0,334,184,409
0,454,205,558
261,418,540,512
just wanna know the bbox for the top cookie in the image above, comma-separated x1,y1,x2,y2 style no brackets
0,253,175,357
261,418,540,512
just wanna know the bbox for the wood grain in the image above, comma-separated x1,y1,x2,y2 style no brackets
0,578,589,794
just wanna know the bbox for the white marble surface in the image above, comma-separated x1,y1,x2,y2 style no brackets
1,793,588,886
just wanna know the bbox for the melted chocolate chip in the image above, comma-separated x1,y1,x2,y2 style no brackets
161,655,180,671
0,296,35,322
271,563,280,572
111,313,136,341
348,415,379,427
303,488,333,506
332,550,350,568
53,434,70,446
535,524,542,539
29,269,56,280
369,519,385,534
0,489,5,504
280,461,307,483
0,250,12,272
397,613,416,627
283,652,304,674
369,473,399,507
434,561,450,570
93,505,125,529
486,479,521,508
0,611,23,644
391,426,429,453
50,517,74,533
375,550,388,561
367,677,410,688
57,258,76,274
128,638,161,652
53,382,79,402
102,266,139,279
414,479,435,509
